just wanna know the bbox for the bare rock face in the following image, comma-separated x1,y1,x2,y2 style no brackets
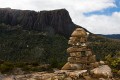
0,8,80,37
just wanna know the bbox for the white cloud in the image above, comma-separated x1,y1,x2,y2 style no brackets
0,0,119,34
76,12,120,34
0,0,116,12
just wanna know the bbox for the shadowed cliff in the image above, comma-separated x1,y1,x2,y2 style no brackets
0,8,83,37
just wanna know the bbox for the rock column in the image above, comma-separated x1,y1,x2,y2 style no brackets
62,28,96,70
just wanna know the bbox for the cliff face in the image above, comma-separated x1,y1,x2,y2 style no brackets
0,8,79,37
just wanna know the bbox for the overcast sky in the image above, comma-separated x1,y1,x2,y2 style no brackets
0,0,120,34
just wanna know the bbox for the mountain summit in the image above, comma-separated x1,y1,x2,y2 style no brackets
0,8,85,37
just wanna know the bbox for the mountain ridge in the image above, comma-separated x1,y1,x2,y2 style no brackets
0,8,87,37
97,34,120,39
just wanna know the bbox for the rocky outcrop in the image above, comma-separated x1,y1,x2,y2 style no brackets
90,65,113,78
0,8,81,37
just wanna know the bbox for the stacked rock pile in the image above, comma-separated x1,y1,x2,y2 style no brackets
62,28,96,70
61,28,113,79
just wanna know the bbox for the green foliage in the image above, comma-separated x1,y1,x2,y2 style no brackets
88,35,120,60
0,62,14,73
0,24,68,72
111,59,120,67
0,24,120,73
105,52,120,69
0,61,52,73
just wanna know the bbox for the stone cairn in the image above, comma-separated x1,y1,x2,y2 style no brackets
60,28,113,79
62,28,96,70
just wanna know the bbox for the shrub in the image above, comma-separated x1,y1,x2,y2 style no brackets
0,62,14,73
105,52,120,69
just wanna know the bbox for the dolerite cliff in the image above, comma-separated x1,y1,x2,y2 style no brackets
0,8,82,37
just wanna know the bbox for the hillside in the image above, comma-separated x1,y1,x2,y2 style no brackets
99,34,120,39
0,8,120,75
0,24,120,72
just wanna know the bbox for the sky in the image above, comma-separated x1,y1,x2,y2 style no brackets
0,0,120,34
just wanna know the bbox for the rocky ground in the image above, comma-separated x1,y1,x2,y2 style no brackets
0,69,120,80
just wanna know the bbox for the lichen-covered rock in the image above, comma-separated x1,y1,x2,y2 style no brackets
90,65,113,78
90,62,100,69
61,62,83,70
83,76,92,80
117,70,120,75
68,37,78,45
88,55,96,63
86,51,92,56
69,52,81,57
99,61,105,65
64,77,72,80
51,75,66,80
71,28,87,37
61,62,71,70
67,47,88,53
67,57,89,64
70,64,83,70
